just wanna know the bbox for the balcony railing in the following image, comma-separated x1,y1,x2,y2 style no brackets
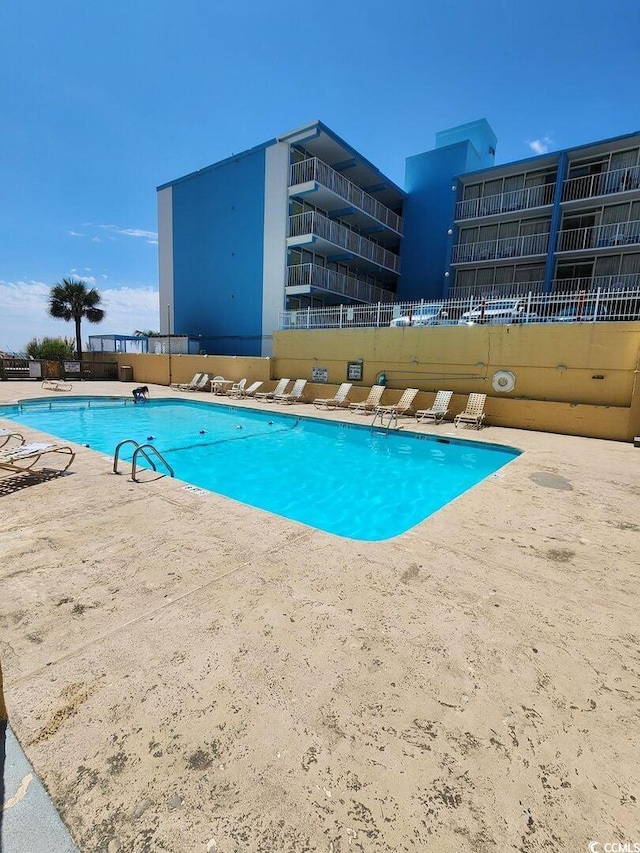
557,219,640,252
287,263,394,304
290,158,403,234
551,273,640,293
288,211,401,274
451,232,549,264
456,183,556,221
448,280,545,300
562,164,640,202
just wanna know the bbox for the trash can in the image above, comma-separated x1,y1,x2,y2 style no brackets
120,365,133,382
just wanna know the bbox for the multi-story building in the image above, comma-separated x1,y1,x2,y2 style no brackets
157,122,640,352
157,121,405,355
447,131,640,300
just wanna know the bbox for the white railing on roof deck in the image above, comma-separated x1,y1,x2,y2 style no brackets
290,158,403,234
448,281,545,300
288,211,401,274
279,287,640,329
562,164,640,202
557,219,640,252
456,183,556,221
286,263,394,304
451,232,549,264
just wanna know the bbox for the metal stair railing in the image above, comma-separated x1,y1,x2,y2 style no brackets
112,438,174,481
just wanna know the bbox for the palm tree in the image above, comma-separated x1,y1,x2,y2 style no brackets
49,278,106,360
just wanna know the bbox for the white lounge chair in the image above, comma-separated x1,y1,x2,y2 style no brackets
313,382,353,410
41,378,72,392
416,390,454,424
274,379,307,404
0,442,75,475
187,374,210,392
255,378,290,402
374,388,419,418
242,380,264,398
454,393,487,429
348,385,385,414
171,373,203,391
0,428,25,449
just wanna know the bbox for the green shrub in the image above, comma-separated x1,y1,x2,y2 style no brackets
26,336,76,360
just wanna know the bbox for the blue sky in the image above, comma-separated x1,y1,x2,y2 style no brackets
1,0,639,351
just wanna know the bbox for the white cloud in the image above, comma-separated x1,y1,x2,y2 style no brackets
527,136,554,155
69,230,84,238
97,224,158,242
0,279,159,352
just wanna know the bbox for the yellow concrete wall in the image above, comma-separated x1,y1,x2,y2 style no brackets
90,323,640,441
273,322,640,442
91,353,273,387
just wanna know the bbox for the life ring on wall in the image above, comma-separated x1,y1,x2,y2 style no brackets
492,370,516,393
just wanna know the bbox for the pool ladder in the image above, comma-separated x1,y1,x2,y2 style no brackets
112,439,174,482
371,407,399,432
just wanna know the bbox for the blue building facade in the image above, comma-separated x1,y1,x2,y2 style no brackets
158,122,640,353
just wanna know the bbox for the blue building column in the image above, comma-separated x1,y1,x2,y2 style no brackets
543,152,568,294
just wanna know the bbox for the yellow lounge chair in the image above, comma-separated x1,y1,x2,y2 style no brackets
348,385,385,414
454,393,487,429
374,388,419,418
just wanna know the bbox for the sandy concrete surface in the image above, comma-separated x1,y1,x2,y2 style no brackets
0,381,638,852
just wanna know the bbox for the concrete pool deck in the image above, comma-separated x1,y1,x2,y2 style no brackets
0,381,637,852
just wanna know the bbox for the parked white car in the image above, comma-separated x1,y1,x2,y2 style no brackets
390,304,455,327
549,303,609,322
458,298,537,325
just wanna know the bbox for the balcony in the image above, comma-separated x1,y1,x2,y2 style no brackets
456,183,556,221
562,164,640,202
286,263,394,304
451,232,549,264
557,219,640,253
289,158,403,235
551,273,640,293
287,211,401,274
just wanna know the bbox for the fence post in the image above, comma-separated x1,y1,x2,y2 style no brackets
306,307,310,329
376,302,381,328
526,291,532,322
339,304,343,329
593,287,601,322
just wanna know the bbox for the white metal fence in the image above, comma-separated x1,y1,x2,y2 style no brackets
279,287,640,330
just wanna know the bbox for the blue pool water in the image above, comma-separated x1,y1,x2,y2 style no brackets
0,397,519,541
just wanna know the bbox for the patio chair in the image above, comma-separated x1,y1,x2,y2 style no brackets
188,374,210,392
0,428,25,449
313,382,353,410
348,385,385,414
241,380,264,398
255,378,290,402
227,378,247,398
41,378,73,392
374,388,419,418
274,379,308,404
415,390,454,424
171,373,203,391
454,393,487,429
0,442,75,475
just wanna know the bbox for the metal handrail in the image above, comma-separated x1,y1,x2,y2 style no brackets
451,232,549,264
371,408,398,431
131,444,174,482
113,438,157,475
286,263,394,304
562,164,640,202
557,218,640,252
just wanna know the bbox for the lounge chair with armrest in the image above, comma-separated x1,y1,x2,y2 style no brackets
454,393,487,429
415,390,454,424
348,385,385,414
0,428,25,449
313,383,353,410
374,388,419,418
171,373,203,391
0,442,75,475
255,378,290,402
274,379,308,404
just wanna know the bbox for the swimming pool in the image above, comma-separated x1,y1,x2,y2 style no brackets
0,397,519,541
